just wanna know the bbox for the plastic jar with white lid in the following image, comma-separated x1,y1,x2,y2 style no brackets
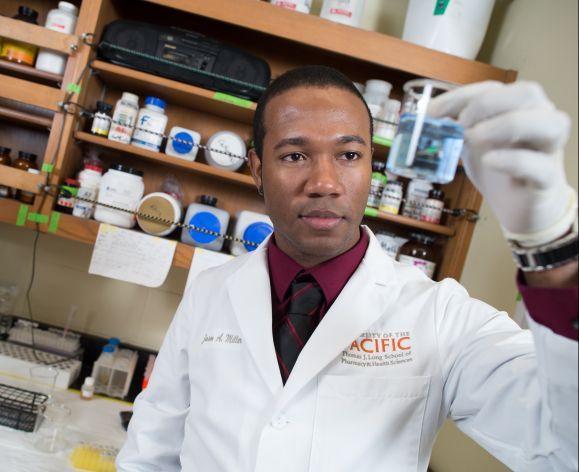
35,2,78,75
181,195,230,251
204,131,247,172
230,210,273,256
94,164,145,228
320,0,366,27
270,0,312,13
108,93,140,144
131,96,168,152
136,192,182,237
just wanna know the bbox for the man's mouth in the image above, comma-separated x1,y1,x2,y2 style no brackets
300,210,343,231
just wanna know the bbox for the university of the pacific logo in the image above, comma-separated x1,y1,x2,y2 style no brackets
342,331,414,367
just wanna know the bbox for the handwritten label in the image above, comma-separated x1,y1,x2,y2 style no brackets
201,332,243,345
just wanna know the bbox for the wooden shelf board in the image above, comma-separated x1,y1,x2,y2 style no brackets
0,16,79,56
0,198,33,229
0,59,63,85
0,166,46,194
91,60,256,124
363,208,455,237
0,106,53,129
74,131,256,188
144,0,517,84
1,74,65,112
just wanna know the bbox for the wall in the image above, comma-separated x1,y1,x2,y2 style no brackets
0,1,576,471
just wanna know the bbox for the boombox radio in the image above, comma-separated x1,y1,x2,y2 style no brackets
98,20,271,101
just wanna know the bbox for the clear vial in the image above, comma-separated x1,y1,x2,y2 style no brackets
387,79,464,184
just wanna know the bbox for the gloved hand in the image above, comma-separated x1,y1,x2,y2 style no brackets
429,81,576,247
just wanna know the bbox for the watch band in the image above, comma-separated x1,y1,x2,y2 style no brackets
510,231,579,272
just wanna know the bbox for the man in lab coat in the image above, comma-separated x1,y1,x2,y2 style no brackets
118,66,578,471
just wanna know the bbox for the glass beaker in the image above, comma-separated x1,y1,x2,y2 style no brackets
386,79,464,184
33,403,71,453
29,365,59,404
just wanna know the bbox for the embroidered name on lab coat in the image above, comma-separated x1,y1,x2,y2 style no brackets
342,331,413,367
201,332,243,345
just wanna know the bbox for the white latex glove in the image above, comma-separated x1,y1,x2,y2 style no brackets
429,81,576,247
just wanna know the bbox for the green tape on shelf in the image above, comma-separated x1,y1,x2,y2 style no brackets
364,207,378,217
41,163,54,173
372,136,392,147
27,213,49,224
213,92,254,109
434,0,450,15
66,83,82,94
16,204,28,226
48,212,61,233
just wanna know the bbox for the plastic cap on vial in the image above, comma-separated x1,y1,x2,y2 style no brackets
84,376,95,387
102,344,115,353
108,337,120,346
144,96,166,110
58,2,79,15
200,195,218,207
121,92,139,104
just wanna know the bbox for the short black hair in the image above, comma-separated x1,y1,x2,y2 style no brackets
252,65,373,158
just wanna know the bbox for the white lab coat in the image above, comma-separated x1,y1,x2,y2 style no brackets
117,228,578,472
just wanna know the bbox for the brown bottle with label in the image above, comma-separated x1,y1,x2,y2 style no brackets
0,147,12,198
14,151,39,203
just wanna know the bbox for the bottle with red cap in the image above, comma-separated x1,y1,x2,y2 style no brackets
73,152,103,219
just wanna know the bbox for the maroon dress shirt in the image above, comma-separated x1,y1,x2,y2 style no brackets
267,229,369,339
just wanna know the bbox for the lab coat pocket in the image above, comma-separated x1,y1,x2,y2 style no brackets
311,375,430,472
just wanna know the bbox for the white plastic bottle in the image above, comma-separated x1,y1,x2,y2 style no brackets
165,126,201,161
73,162,103,219
320,0,366,27
229,211,274,256
375,99,401,141
131,96,168,152
204,131,247,172
181,195,230,251
402,179,433,220
94,164,145,228
108,93,139,144
363,79,392,119
80,376,95,400
35,2,78,75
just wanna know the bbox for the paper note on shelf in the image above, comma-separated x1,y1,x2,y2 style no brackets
185,248,233,292
89,224,177,288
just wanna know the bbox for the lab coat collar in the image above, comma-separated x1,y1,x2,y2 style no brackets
226,227,400,404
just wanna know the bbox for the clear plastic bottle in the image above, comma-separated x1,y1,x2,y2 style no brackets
35,2,78,74
131,96,168,152
108,92,139,144
92,344,116,395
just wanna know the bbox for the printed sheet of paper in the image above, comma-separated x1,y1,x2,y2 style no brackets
89,224,177,288
185,248,234,292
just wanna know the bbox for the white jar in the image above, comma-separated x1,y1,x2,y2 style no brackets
379,180,404,215
375,99,401,141
363,79,392,119
73,165,103,219
108,93,139,144
402,179,433,220
320,0,366,27
35,2,78,75
136,192,182,237
229,210,273,256
131,97,168,152
204,131,247,172
270,0,311,13
94,164,145,228
165,126,201,161
181,195,230,251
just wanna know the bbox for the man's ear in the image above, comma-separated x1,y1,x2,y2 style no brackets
248,148,263,195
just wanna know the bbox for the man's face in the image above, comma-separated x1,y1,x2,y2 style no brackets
249,86,373,267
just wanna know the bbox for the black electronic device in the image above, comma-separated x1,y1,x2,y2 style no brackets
98,20,271,101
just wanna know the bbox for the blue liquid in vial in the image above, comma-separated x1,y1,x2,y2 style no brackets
387,114,464,184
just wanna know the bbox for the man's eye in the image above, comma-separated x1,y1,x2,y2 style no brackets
341,152,360,161
282,153,306,162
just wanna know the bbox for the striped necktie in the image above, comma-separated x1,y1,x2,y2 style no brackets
274,274,324,383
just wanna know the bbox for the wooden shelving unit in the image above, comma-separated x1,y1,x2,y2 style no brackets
74,132,256,188
0,106,53,129
364,209,455,237
0,58,63,86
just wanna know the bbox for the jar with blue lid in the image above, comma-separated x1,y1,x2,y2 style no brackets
181,195,230,251
230,210,274,256
131,96,168,152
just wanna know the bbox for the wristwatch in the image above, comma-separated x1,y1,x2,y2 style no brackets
510,230,578,272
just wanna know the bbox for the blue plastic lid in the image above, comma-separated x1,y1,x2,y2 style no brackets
108,337,120,346
145,96,166,109
172,131,194,154
188,211,221,244
243,221,273,252
102,344,115,353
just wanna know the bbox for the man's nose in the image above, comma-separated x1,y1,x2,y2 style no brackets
304,156,344,197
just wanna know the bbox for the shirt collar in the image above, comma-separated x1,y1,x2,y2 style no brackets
267,228,369,306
